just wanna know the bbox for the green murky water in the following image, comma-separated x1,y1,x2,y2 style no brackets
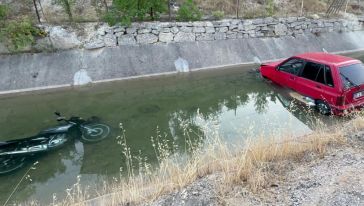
0,53,363,204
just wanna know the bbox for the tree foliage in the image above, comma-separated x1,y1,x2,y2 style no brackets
104,0,167,26
0,18,43,52
176,0,202,21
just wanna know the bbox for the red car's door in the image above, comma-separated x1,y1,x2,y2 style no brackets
275,58,305,89
296,61,322,99
296,61,337,104
317,65,338,105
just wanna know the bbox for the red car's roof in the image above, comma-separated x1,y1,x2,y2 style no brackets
294,52,360,67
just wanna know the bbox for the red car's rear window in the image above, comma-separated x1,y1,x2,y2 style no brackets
340,63,364,88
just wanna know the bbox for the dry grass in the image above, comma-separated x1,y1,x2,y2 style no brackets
44,112,364,206
188,0,331,18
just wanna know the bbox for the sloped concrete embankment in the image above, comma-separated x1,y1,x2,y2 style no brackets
0,31,364,94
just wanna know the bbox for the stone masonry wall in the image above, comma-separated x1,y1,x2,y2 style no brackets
1,16,364,54
50,16,364,50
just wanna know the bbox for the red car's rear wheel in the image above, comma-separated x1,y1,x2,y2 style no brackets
316,100,331,115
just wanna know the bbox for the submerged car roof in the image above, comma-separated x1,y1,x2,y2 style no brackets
294,52,360,67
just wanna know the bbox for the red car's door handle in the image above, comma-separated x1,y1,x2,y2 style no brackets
316,85,321,88
290,76,295,80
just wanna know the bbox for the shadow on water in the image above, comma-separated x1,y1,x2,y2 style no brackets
0,53,363,204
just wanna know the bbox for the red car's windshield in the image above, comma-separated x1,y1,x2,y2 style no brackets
340,63,364,89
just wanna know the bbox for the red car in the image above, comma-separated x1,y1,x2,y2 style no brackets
260,52,364,115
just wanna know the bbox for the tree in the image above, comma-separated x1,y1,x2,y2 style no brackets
176,0,202,21
32,0,41,23
105,0,167,26
144,0,167,21
168,0,171,20
236,0,240,18
55,0,75,21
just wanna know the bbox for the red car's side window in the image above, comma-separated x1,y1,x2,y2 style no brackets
300,61,334,87
301,62,321,81
325,66,334,87
278,58,305,75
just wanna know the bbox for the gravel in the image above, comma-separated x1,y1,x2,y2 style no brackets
142,131,364,206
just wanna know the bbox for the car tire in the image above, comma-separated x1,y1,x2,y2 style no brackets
316,100,331,115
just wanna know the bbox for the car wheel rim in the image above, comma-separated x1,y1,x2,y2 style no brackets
318,103,330,114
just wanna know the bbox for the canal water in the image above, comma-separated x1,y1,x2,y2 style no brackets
0,53,363,204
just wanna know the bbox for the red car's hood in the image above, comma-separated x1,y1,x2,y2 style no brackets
261,60,284,67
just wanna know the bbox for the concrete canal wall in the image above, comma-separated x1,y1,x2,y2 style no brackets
0,17,364,94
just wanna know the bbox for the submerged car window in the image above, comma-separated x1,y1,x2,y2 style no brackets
340,63,364,88
278,58,304,75
301,62,321,81
325,66,334,87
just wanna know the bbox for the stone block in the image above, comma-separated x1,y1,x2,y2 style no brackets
243,20,253,26
119,34,136,45
214,32,226,40
159,22,171,28
193,21,205,27
264,17,274,24
196,33,214,41
174,32,195,42
159,33,174,43
176,22,192,27
180,26,192,32
205,27,215,33
219,27,228,32
252,18,264,25
84,38,105,50
274,23,288,36
238,23,244,31
151,29,159,35
245,24,257,31
193,27,205,33
49,26,81,49
229,24,238,30
205,22,214,27
230,19,240,25
287,17,298,23
138,28,151,34
161,28,171,33
171,27,179,34
104,34,117,47
114,27,125,33
136,33,158,44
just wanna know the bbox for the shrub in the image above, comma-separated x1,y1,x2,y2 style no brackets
0,4,9,28
0,4,8,23
212,10,224,20
0,18,43,52
266,0,275,16
177,0,202,21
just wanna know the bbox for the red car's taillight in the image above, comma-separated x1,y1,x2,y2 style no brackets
336,96,345,106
